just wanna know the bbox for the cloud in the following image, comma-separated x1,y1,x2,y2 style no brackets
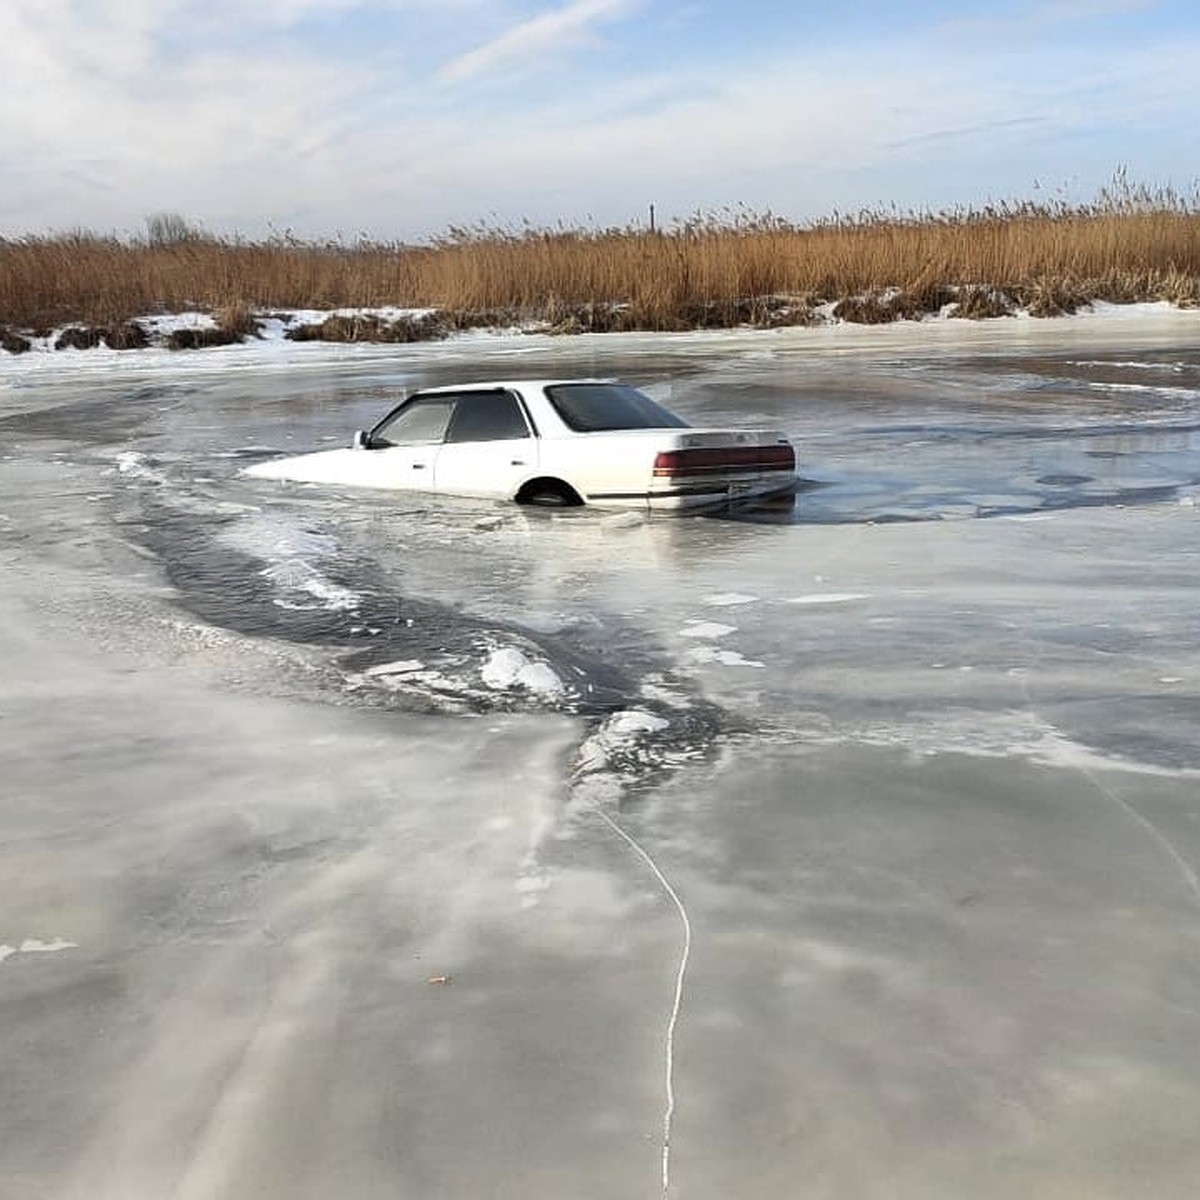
884,117,1047,152
1,0,1197,238
0,1,380,231
438,0,640,84
246,0,486,30
361,31,1200,233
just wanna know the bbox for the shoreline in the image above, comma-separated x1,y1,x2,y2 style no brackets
3,296,1199,364
2,303,1197,393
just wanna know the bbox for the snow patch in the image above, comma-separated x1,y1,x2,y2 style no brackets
679,621,736,640
607,709,670,736
640,679,693,707
20,938,78,953
362,659,425,677
573,708,672,779
1,938,78,966
687,647,765,668
1067,359,1190,372
786,592,869,606
140,311,217,336
481,646,565,698
112,451,168,484
704,592,758,607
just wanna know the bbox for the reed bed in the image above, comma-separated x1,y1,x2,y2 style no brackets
3,179,1199,336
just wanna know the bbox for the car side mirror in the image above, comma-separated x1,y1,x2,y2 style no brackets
351,430,370,450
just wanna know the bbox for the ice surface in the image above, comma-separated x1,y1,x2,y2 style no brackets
3,311,1200,1199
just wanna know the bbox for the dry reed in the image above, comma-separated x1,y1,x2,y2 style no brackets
2,177,1198,334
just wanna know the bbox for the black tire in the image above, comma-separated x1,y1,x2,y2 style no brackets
517,480,583,508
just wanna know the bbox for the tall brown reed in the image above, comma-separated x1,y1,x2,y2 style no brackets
3,180,1198,330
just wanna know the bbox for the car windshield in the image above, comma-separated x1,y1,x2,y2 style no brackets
544,383,690,433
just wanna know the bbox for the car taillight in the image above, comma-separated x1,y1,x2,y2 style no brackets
653,444,795,477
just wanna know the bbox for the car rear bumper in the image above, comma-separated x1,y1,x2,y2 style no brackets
586,474,798,511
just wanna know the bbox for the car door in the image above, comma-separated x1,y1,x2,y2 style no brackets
432,390,538,499
358,396,456,490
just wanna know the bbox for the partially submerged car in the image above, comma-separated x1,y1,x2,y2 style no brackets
245,379,796,510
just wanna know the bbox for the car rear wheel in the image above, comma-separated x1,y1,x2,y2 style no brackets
516,478,584,507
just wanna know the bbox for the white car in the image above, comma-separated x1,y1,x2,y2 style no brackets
245,379,796,510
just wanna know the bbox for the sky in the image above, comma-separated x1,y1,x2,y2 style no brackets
1,0,1197,241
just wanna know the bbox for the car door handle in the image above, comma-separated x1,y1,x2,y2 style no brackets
412,463,426,470
511,459,526,466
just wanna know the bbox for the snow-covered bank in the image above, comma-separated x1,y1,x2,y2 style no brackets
2,301,1199,391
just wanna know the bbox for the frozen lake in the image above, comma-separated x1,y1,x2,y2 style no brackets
3,311,1199,1199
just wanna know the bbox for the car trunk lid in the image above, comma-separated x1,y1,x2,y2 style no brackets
652,428,795,483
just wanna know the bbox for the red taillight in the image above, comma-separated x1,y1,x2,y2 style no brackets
653,444,795,477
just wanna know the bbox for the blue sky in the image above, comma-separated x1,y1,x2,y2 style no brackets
2,0,1197,240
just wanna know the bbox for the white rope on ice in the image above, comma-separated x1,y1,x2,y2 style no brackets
594,807,692,1200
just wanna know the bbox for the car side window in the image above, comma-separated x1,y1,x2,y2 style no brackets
445,392,531,443
371,399,455,446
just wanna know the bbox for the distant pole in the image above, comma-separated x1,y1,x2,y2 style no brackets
649,203,656,233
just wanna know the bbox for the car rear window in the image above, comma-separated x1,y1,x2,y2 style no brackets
545,383,689,432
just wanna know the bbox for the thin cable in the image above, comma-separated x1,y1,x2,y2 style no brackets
595,807,692,1199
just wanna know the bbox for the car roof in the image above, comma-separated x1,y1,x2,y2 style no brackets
410,379,612,396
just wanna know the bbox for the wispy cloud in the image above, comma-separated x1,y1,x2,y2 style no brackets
438,0,640,84
884,117,1047,151
0,0,1196,237
252,0,485,30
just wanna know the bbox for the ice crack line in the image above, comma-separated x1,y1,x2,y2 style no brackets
1079,762,1200,910
595,808,692,1200
1013,669,1200,911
